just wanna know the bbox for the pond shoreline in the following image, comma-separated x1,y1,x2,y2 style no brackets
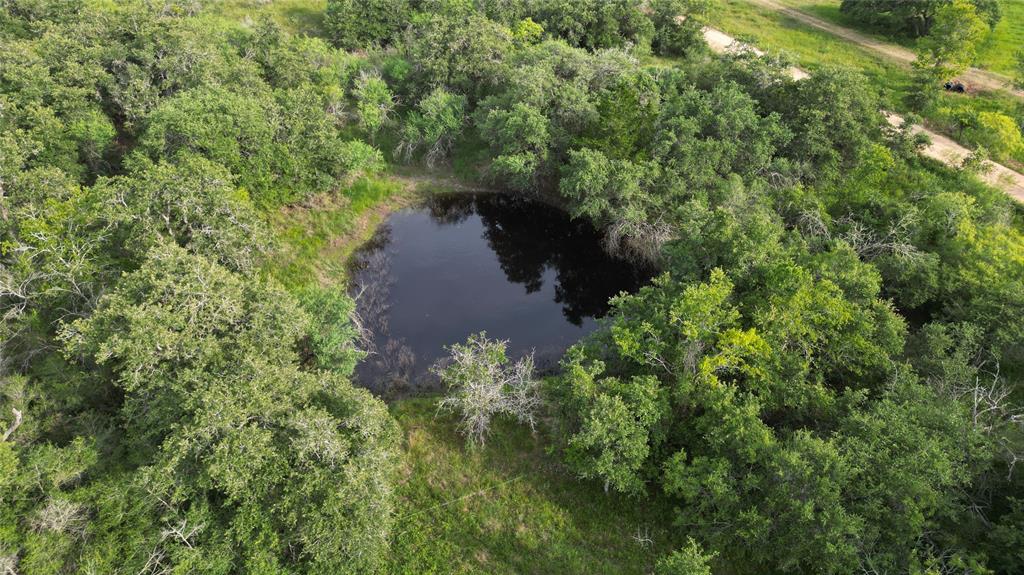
346,188,656,397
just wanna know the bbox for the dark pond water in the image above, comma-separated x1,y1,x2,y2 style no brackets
349,192,654,394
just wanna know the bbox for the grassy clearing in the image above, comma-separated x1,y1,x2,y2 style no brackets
263,176,410,289
976,0,1024,76
207,0,327,36
387,397,678,575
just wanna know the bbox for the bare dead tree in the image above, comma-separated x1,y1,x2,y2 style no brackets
0,554,18,575
947,362,1024,478
161,519,204,550
2,408,22,442
837,212,923,263
32,498,87,537
797,209,832,241
603,216,675,264
136,546,170,575
632,525,653,549
434,333,541,446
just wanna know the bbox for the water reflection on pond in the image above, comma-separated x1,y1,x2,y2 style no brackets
349,192,654,395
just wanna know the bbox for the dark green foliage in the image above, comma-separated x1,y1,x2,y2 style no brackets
58,245,398,572
0,3,398,573
649,0,712,56
529,0,654,52
325,0,410,50
839,0,1001,37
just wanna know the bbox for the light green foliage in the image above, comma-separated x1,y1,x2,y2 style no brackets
66,109,116,172
551,256,975,572
249,20,356,91
655,538,715,575
511,16,543,46
560,148,651,224
398,8,513,99
56,245,399,572
1,167,121,345
134,86,281,200
296,285,365,374
1016,48,1024,89
913,0,989,88
558,352,667,494
94,155,272,272
478,101,551,190
0,3,402,573
353,70,395,140
5,0,1024,572
396,87,467,166
963,111,1024,162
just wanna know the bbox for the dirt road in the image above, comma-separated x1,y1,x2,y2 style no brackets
746,0,1024,98
701,26,1024,203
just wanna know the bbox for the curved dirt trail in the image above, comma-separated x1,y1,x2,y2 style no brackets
701,26,1024,203
746,0,1024,98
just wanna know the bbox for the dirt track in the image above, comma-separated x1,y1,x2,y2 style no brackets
747,0,1024,98
701,26,1024,203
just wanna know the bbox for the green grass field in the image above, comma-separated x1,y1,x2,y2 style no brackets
386,398,678,575
976,0,1024,75
774,0,1024,76
207,0,327,35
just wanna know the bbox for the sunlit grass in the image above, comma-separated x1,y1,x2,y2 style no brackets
205,0,327,36
263,176,405,289
976,0,1024,76
711,0,912,108
387,397,678,575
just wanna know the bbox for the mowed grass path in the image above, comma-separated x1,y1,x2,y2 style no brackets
386,398,677,575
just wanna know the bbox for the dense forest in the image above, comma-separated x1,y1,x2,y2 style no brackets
2,0,1024,573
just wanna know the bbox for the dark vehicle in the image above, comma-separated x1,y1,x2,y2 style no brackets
944,80,967,93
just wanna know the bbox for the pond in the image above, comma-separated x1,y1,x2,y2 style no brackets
349,192,655,395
